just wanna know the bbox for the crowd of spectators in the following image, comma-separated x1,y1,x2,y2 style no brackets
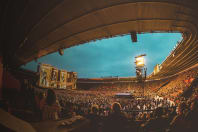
55,66,198,131
156,67,198,100
1,66,198,132
54,87,198,132
56,90,175,120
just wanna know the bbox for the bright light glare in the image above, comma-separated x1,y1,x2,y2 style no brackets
135,56,145,66
136,57,144,61
137,61,144,65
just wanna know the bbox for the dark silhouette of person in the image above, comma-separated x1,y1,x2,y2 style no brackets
185,99,198,132
42,89,61,120
87,105,101,132
46,89,56,106
169,102,189,132
102,102,129,132
142,107,169,132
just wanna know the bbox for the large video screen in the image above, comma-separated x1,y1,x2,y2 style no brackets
38,64,51,88
50,67,58,88
59,70,67,89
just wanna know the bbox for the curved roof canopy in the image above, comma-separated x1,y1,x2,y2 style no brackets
1,0,198,79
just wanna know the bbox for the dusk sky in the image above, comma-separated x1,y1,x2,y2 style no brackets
22,33,182,78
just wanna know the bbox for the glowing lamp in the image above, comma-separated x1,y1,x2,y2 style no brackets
135,56,145,67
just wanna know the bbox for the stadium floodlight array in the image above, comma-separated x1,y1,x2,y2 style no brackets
135,54,146,68
134,54,147,97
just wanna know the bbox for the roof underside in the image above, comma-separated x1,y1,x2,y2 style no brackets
1,0,198,79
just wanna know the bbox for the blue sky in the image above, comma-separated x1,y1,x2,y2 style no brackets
22,33,182,78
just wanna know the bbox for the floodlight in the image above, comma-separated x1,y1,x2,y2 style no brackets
134,54,147,97
136,56,144,61
135,56,145,67
137,61,144,65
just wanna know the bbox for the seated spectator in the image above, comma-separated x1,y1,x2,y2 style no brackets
167,107,177,123
35,92,46,120
185,99,198,132
102,102,130,132
42,89,61,120
168,102,189,132
87,105,101,132
142,107,169,132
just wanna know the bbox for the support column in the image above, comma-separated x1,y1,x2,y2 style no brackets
0,55,3,100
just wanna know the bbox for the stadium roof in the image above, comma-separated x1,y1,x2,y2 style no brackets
1,0,198,79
